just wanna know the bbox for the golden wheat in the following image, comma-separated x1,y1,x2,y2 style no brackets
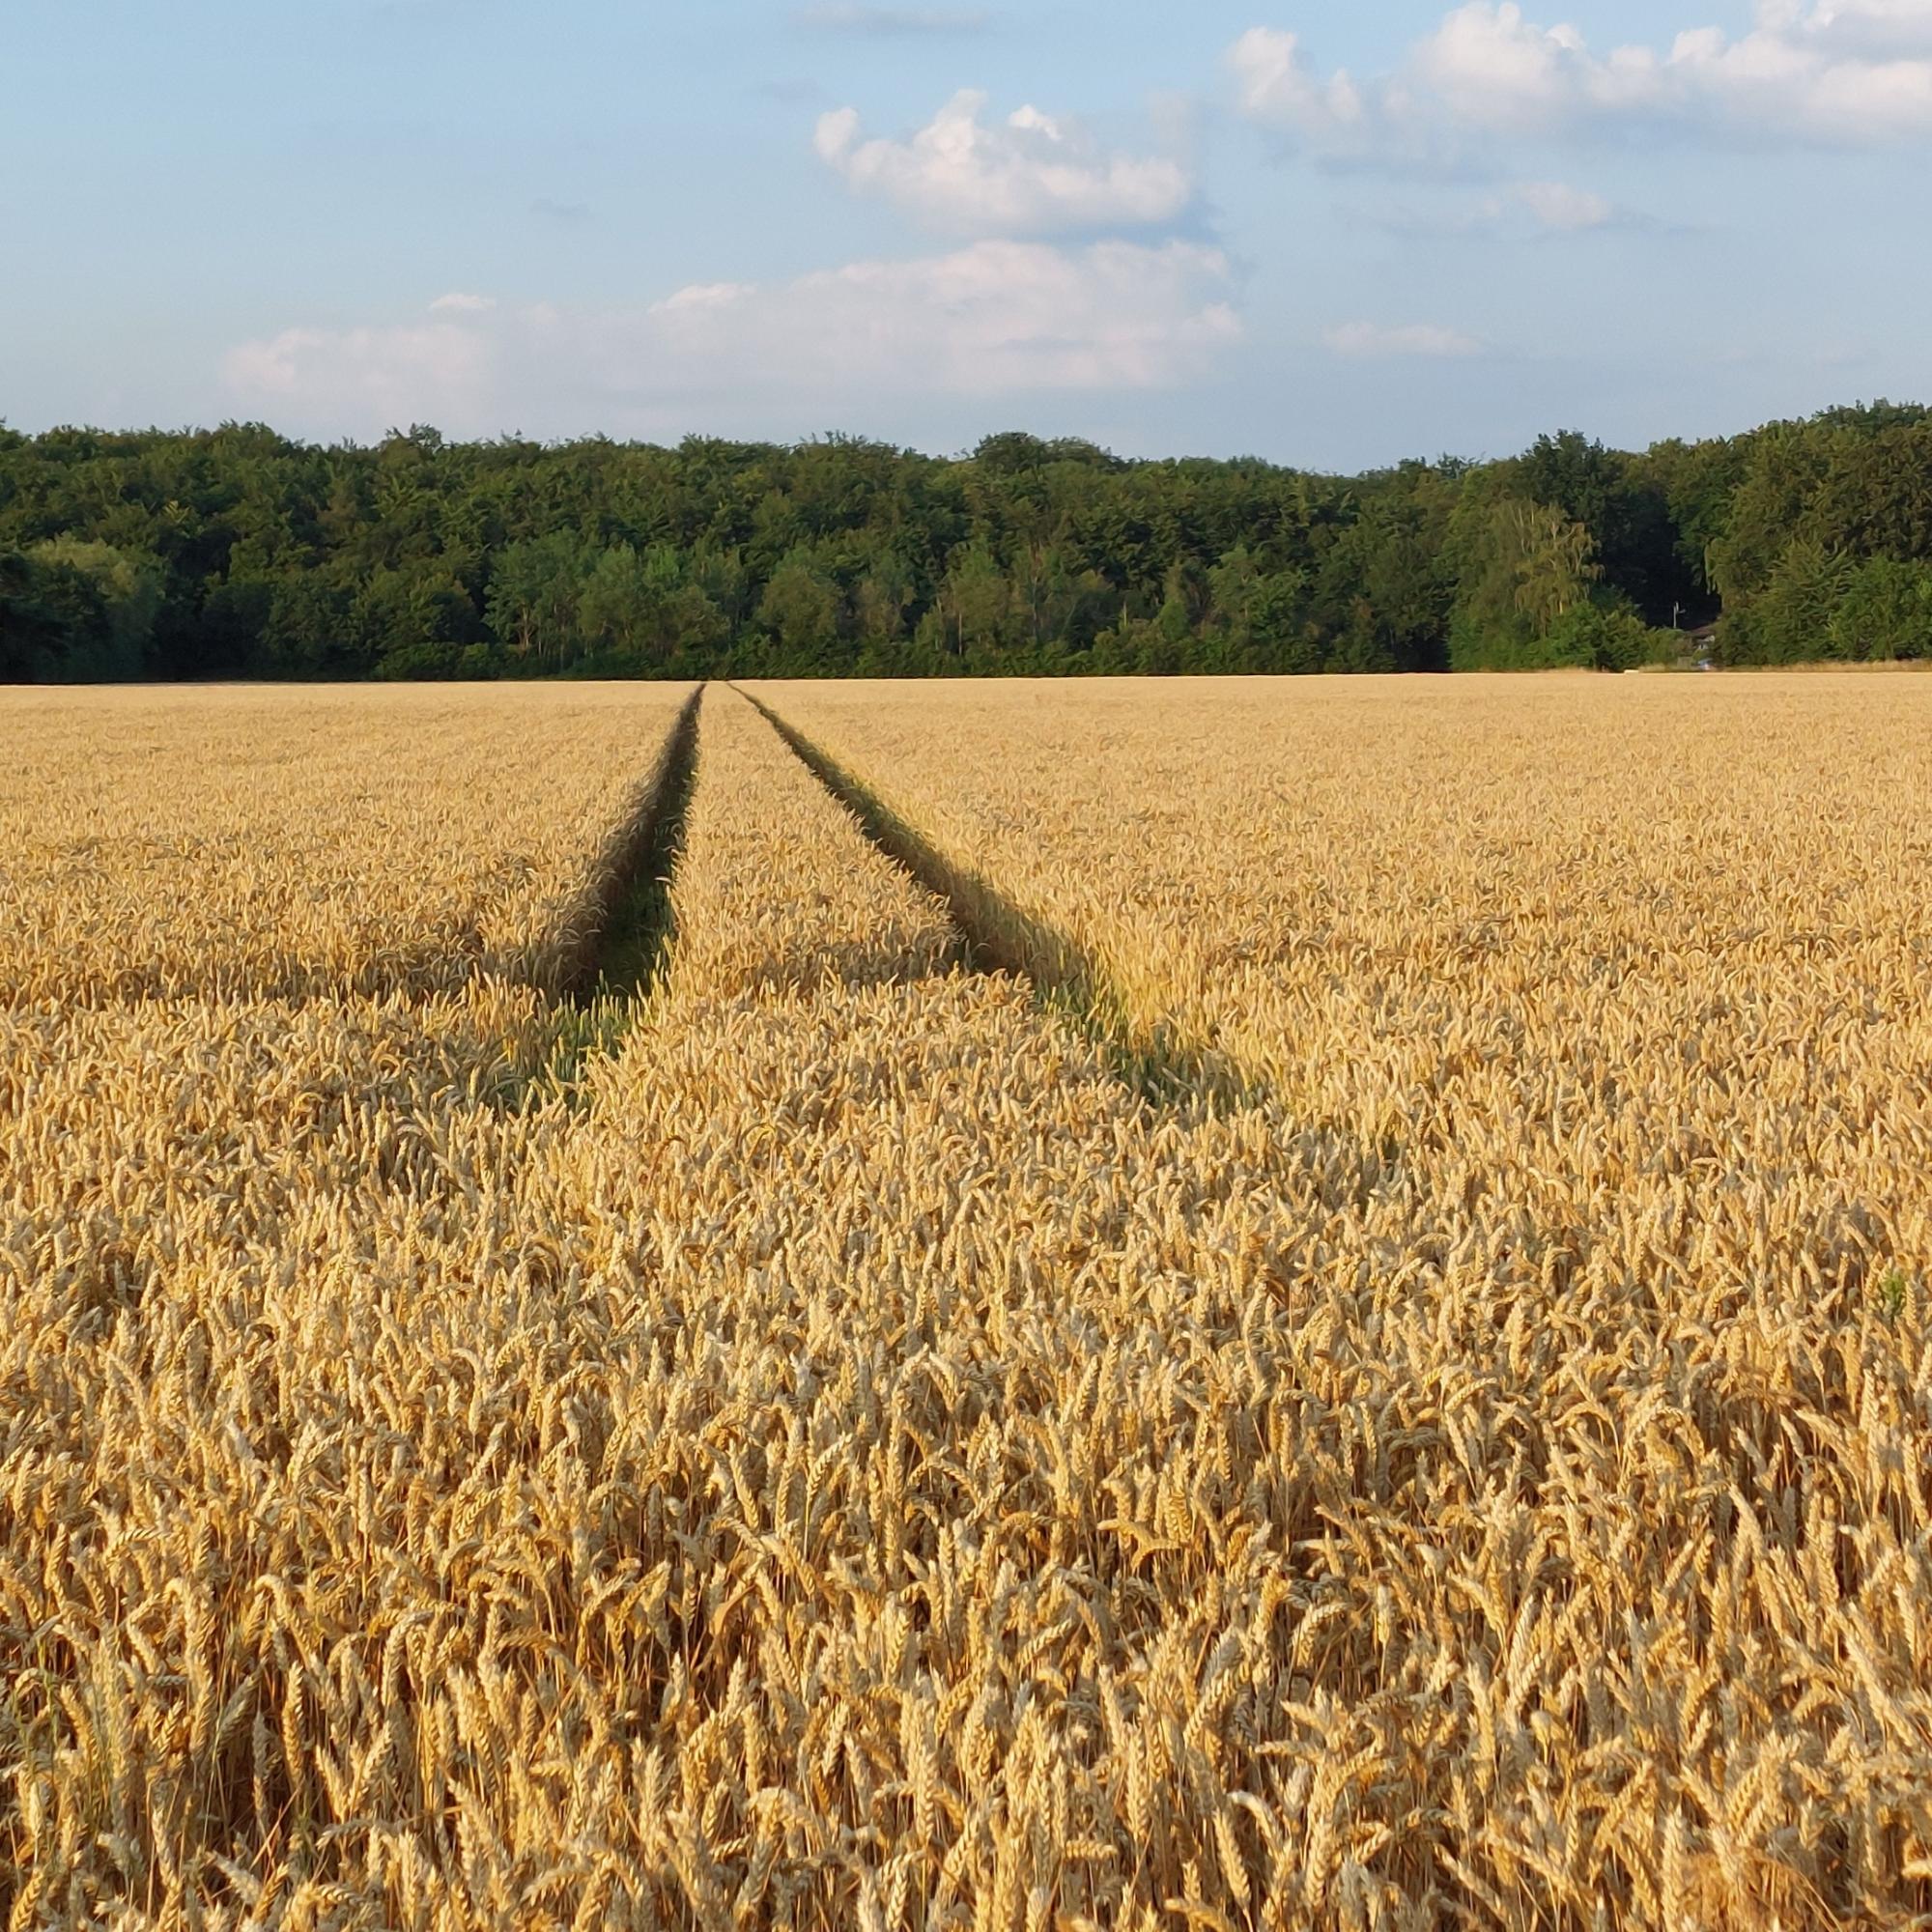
1,674,1927,1930
0,684,694,1003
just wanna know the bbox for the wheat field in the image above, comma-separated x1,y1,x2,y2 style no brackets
2,675,1928,1930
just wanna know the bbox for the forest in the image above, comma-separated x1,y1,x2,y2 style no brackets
2,402,1929,682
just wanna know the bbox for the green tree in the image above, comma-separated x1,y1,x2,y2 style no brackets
1448,494,1601,668
4,403,1930,683
1827,557,1932,661
1249,572,1320,673
581,543,725,672
758,545,844,663
1725,540,1854,665
580,543,661,667
485,532,591,670
27,537,160,676
0,550,77,679
1511,430,1688,622
854,547,918,654
936,541,1012,659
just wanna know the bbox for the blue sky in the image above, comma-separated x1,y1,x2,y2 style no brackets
6,0,1929,467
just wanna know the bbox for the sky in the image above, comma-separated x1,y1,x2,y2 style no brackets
5,0,1930,469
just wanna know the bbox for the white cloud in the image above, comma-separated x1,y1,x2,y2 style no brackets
1407,5,1666,132
428,291,497,313
224,322,494,425
1353,177,1625,238
1788,0,1932,55
223,243,1240,440
645,240,1237,391
1323,321,1485,358
814,90,1192,234
1231,1,1932,146
1226,28,1370,145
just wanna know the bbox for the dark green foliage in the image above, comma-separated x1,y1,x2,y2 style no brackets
0,537,159,680
0,404,1927,682
1507,431,1692,625
1828,558,1932,661
1542,603,1673,671
1702,406,1932,665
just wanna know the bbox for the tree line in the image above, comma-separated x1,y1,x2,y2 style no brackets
3,403,1929,683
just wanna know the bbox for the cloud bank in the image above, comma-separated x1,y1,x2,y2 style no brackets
224,242,1241,440
1232,1,1932,148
